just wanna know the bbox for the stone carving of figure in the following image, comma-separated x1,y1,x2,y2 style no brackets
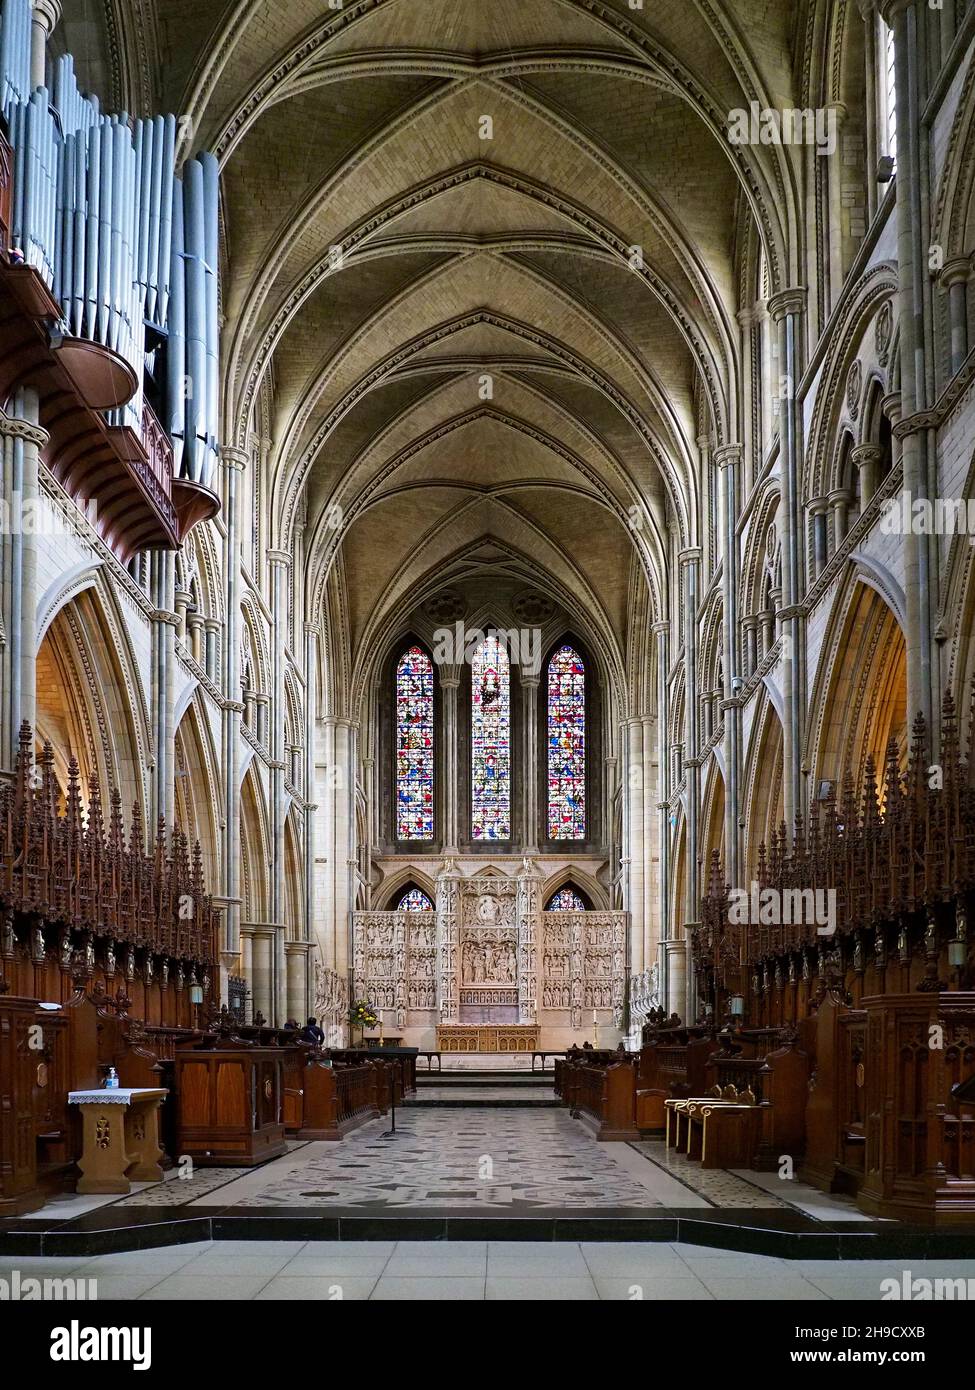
476,894,499,926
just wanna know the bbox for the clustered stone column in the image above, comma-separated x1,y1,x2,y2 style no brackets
0,396,46,770
768,286,807,830
219,446,247,986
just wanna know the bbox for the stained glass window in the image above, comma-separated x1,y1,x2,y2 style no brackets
471,634,510,840
397,887,434,911
547,644,586,840
546,887,587,911
396,645,434,840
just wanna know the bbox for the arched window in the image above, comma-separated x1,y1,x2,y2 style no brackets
547,644,586,840
471,634,510,840
395,645,434,841
546,886,588,911
877,15,897,175
397,886,434,912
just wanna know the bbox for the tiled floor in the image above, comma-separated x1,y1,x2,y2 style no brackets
6,1240,974,1300
220,1110,695,1209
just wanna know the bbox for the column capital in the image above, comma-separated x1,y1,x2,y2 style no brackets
877,0,912,24
150,609,180,627
203,616,222,632
827,486,852,506
881,391,903,425
32,0,61,34
0,410,48,449
851,442,882,469
220,446,248,471
714,444,743,469
651,620,670,634
677,547,702,566
807,495,830,515
266,549,292,567
767,286,807,322
941,257,972,289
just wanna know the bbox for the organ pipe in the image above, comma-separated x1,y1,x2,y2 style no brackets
0,0,220,481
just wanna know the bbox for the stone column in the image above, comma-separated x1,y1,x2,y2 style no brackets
30,0,59,90
304,623,318,948
880,0,936,734
520,669,540,851
829,486,852,551
809,497,830,576
435,857,460,1025
285,941,312,1023
149,552,177,827
0,398,46,769
852,443,882,510
516,856,541,1025
679,547,701,1023
623,716,646,981
826,102,848,313
715,444,742,887
768,287,807,829
267,550,290,920
439,664,462,852
203,618,220,682
942,259,970,375
220,446,247,979
652,620,671,1009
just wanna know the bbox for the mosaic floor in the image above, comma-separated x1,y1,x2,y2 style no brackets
220,1110,694,1210
33,1108,871,1221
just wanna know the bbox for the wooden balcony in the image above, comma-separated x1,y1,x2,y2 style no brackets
0,129,219,562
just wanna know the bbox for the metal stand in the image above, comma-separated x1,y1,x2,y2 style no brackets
381,1080,407,1139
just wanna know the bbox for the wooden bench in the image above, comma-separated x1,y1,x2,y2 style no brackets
565,1057,640,1141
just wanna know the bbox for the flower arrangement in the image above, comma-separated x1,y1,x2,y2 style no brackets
349,999,378,1029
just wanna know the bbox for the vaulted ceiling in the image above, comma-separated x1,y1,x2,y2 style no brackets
61,0,812,696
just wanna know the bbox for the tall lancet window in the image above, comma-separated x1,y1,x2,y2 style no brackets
471,634,511,840
395,645,434,840
547,645,586,840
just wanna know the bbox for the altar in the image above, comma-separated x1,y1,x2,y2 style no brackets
436,1024,540,1053
349,860,628,1050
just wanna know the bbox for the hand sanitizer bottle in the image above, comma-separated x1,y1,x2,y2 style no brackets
105,1067,119,1089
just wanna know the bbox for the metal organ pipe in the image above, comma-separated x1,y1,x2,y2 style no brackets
0,0,222,489
0,0,31,115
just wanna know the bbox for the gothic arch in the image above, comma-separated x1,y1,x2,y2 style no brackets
807,577,908,792
35,586,148,819
173,695,221,890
